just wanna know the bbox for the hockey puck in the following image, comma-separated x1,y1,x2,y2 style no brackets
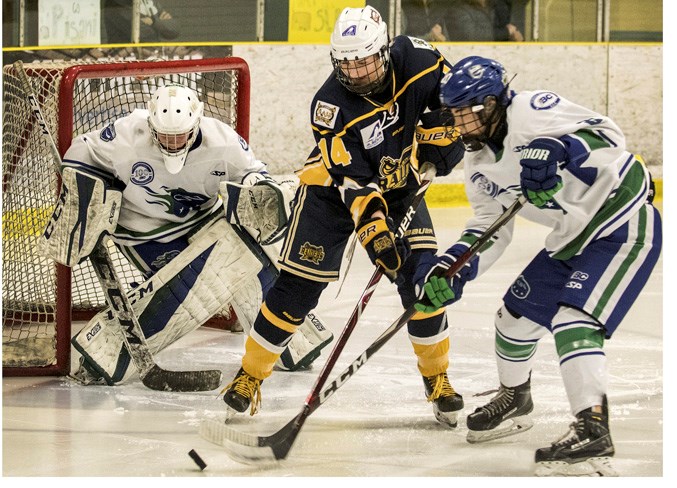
188,449,207,471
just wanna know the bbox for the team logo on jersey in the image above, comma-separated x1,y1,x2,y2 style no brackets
360,103,400,149
151,250,181,270
313,101,339,129
408,37,434,50
100,123,116,141
299,242,325,265
530,91,560,110
142,186,210,217
510,275,530,299
470,172,501,198
131,162,154,185
378,155,408,190
238,135,249,151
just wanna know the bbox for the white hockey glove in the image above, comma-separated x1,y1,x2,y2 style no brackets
38,167,121,266
220,173,296,245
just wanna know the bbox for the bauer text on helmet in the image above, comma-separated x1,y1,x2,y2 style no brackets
439,56,511,151
330,6,391,96
147,84,204,174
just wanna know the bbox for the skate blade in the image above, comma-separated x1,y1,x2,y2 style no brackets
535,457,618,477
433,406,460,429
466,415,533,443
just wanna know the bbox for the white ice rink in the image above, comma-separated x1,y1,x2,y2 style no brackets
2,206,668,480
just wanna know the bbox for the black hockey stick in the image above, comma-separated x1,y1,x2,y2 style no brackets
15,60,222,392
199,194,527,463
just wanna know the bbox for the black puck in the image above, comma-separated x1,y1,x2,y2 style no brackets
188,449,207,471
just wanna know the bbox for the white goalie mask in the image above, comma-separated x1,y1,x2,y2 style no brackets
330,6,390,96
147,84,204,174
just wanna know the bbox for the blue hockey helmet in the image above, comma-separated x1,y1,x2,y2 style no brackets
440,56,509,108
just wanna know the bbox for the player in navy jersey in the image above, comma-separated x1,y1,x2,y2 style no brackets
222,5,466,426
413,56,662,475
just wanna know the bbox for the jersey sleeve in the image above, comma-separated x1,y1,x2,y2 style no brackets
214,122,267,183
313,128,386,226
61,123,121,184
461,170,515,278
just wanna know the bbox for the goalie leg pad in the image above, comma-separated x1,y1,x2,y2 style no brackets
71,217,263,384
38,166,121,266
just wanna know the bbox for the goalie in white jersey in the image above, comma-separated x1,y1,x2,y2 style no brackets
39,83,333,386
413,57,662,476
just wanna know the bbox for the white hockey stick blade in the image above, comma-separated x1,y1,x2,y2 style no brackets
466,415,534,444
199,417,297,464
535,457,618,477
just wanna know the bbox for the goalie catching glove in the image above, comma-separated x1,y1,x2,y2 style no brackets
357,215,411,282
221,172,295,245
38,167,121,266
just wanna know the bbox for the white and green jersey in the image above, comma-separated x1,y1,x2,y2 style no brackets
62,109,266,246
462,90,651,272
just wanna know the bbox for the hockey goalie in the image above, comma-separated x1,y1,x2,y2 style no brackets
38,83,333,386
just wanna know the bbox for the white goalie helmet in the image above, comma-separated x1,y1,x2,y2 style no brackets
330,6,390,96
147,84,204,174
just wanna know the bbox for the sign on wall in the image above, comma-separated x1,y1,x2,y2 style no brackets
38,0,101,46
288,0,365,43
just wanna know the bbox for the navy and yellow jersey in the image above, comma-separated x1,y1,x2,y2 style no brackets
297,35,452,226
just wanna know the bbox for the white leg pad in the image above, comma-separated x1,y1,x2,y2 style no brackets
275,312,334,371
71,217,262,385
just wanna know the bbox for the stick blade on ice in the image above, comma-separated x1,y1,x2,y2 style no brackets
199,419,285,464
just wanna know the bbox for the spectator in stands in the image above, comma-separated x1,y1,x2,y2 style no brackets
446,0,524,41
401,0,449,42
103,0,180,43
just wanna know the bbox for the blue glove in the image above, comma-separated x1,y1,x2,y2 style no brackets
519,137,566,207
413,242,479,313
357,216,411,283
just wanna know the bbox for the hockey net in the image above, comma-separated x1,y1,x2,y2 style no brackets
2,57,250,376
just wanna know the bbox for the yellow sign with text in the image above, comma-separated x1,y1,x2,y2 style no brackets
288,0,365,43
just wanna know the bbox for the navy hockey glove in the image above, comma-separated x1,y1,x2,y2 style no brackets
519,137,566,207
413,243,479,313
357,216,411,282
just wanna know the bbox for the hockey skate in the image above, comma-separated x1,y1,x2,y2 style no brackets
466,376,534,443
423,372,464,428
221,367,262,418
534,397,617,477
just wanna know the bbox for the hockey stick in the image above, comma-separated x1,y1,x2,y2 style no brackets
200,193,527,463
15,60,222,392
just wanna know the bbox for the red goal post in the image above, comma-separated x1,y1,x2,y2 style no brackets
2,57,250,377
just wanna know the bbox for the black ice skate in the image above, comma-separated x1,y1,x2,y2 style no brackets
221,367,262,418
423,372,464,428
466,376,534,443
534,396,616,477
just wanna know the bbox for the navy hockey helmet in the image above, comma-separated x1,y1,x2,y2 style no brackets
439,56,511,151
439,56,509,108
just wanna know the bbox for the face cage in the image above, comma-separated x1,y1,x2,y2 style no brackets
149,124,198,158
332,49,390,96
441,99,501,152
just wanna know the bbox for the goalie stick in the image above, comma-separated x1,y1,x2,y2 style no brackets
199,193,527,463
15,60,222,392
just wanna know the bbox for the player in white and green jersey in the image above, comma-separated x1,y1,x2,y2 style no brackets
413,56,662,476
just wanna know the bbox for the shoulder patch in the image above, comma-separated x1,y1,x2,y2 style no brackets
530,91,560,110
407,36,434,50
100,123,116,142
313,100,340,129
238,135,249,151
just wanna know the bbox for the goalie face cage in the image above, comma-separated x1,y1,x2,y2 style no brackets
2,57,250,376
